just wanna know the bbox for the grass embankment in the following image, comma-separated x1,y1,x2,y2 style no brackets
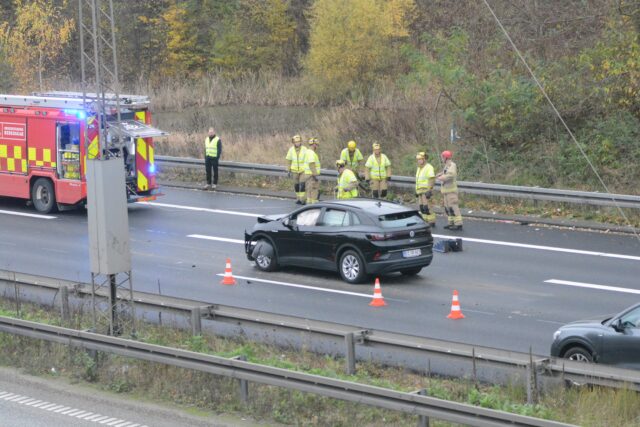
148,76,639,229
1,299,639,426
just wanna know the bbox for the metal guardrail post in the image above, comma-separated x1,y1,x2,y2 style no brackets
232,355,249,403
527,348,538,404
60,286,70,325
191,307,201,336
417,389,430,427
345,332,356,375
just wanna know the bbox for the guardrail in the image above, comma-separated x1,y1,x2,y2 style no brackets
2,268,639,396
156,155,640,209
0,315,575,427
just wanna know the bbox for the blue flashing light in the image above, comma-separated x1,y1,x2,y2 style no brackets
149,164,156,174
63,109,86,120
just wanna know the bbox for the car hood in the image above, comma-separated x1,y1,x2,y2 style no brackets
257,213,287,223
562,315,614,329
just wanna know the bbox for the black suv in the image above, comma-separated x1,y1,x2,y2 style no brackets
244,199,434,284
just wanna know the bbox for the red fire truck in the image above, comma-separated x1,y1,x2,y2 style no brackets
0,91,165,213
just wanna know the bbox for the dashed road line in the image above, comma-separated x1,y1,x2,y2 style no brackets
144,201,260,217
0,209,57,219
545,279,640,294
188,234,244,244
0,389,147,426
433,233,640,261
215,273,409,302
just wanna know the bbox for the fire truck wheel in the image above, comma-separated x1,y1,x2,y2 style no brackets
31,178,57,214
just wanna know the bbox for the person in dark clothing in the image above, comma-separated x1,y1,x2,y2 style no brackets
204,127,222,190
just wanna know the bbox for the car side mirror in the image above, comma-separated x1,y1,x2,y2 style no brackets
283,218,292,228
612,318,624,333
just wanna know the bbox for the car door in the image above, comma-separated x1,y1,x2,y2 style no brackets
278,207,322,266
313,208,351,270
601,306,640,368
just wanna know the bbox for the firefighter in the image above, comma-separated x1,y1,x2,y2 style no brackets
415,152,436,227
286,134,308,204
335,160,358,199
436,150,463,230
364,143,391,199
204,127,222,190
304,137,321,204
340,140,364,176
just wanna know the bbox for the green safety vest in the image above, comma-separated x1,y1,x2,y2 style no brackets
415,163,435,192
337,169,358,199
304,149,320,175
365,154,390,179
205,136,219,157
340,148,363,170
286,145,307,173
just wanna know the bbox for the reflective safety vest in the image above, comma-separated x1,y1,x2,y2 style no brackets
304,149,320,175
340,148,363,170
205,136,219,157
337,169,358,199
415,163,435,193
286,145,307,173
365,154,390,179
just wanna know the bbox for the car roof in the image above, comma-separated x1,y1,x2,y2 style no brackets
318,198,415,215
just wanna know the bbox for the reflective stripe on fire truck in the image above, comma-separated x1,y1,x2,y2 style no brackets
134,111,151,192
28,147,56,168
0,144,27,173
87,116,99,160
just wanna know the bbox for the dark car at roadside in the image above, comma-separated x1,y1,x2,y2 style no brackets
244,199,433,284
550,303,640,369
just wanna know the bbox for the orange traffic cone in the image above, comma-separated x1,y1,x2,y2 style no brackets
220,258,237,285
447,290,465,319
369,278,387,307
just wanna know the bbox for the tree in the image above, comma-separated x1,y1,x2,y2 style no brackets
212,0,296,76
0,0,74,91
304,0,415,100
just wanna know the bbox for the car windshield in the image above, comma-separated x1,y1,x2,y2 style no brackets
377,211,423,228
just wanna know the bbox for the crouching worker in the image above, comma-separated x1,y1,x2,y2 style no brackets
335,160,358,200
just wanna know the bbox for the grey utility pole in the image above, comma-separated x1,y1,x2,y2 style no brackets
78,0,134,336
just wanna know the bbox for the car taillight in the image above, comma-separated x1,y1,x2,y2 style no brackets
367,233,388,241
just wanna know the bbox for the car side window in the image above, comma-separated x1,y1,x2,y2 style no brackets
350,212,361,225
294,208,322,226
620,307,640,328
319,209,349,227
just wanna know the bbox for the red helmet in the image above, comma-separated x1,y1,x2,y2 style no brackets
441,150,452,160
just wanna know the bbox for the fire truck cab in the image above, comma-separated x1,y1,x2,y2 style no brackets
0,91,165,213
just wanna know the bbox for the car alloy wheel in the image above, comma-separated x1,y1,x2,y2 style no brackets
252,239,278,272
339,250,365,284
564,347,593,363
256,254,272,269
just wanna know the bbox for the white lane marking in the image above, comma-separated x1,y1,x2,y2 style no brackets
189,234,245,244
76,411,93,418
144,202,260,217
160,201,637,261
545,279,640,295
0,390,146,426
0,209,56,219
216,273,408,302
433,233,640,262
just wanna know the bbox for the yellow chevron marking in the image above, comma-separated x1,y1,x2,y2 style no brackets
137,138,147,161
137,170,148,191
